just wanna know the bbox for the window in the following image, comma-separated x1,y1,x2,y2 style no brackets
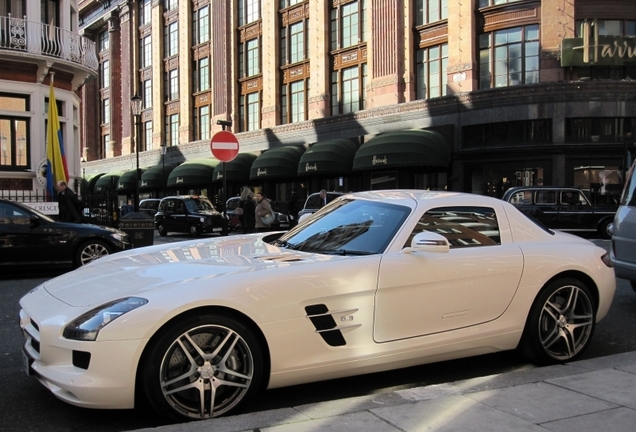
100,60,110,89
165,69,179,101
407,206,501,248
139,0,151,26
143,79,152,109
0,117,29,169
330,0,367,51
144,121,152,151
193,57,210,92
462,119,552,149
102,98,110,125
565,118,636,143
479,25,539,89
98,30,109,52
416,43,448,99
240,92,260,132
289,21,305,64
478,0,523,6
414,0,448,26
192,5,210,45
141,36,152,68
281,79,309,124
279,0,303,7
165,114,179,147
332,65,367,115
194,106,210,141
247,38,259,77
164,22,178,58
238,0,260,26
164,0,178,11
103,133,110,156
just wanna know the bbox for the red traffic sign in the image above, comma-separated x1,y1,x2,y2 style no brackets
210,130,239,162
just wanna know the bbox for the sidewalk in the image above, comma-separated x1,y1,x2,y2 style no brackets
132,351,636,432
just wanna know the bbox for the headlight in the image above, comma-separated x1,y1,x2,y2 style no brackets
200,216,206,223
63,297,148,341
110,232,127,242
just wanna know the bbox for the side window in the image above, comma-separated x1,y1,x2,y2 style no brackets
561,191,587,206
305,194,321,210
536,190,556,204
0,204,30,225
406,206,501,249
509,190,532,205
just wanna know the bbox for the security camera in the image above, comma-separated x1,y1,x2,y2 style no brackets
216,120,232,128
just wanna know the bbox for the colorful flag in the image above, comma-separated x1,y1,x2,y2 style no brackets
46,79,69,199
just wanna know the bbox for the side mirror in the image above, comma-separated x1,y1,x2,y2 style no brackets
402,231,450,254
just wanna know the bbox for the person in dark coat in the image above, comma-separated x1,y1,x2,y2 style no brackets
240,188,256,234
56,181,82,223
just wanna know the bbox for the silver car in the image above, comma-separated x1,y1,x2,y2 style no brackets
610,160,636,293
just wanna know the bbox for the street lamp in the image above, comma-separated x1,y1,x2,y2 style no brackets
130,94,143,212
160,141,167,197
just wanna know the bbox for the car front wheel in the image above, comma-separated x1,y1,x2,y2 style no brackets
74,239,111,267
519,278,596,366
140,313,264,421
598,218,612,239
157,223,167,236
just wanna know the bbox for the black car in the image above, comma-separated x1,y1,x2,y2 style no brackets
502,186,618,239
0,199,131,268
155,195,228,236
138,198,161,217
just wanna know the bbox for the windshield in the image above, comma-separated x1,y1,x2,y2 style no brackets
273,198,410,255
186,198,215,212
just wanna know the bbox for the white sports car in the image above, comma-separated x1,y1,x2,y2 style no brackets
19,190,616,421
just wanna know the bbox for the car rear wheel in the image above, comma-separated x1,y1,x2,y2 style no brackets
598,218,612,239
140,313,263,421
157,224,167,236
74,239,111,267
519,277,596,366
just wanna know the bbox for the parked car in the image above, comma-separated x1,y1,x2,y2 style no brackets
154,195,228,237
297,191,343,222
502,186,618,239
0,199,130,268
19,190,615,421
226,196,291,232
138,198,161,217
610,160,636,293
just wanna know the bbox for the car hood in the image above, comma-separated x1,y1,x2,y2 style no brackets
42,234,344,307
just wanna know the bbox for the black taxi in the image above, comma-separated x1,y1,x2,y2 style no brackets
502,186,618,239
154,195,228,237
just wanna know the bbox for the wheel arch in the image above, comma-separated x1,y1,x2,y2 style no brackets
134,305,272,406
540,270,600,313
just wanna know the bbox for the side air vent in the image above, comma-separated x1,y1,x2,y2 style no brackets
305,304,347,347
72,350,91,370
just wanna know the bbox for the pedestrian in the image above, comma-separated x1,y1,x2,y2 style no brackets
120,199,134,217
240,188,256,234
255,192,273,233
56,180,82,223
319,189,331,207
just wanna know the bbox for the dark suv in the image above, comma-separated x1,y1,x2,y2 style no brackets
502,186,618,239
155,195,228,237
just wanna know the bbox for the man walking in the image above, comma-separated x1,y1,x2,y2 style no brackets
56,181,82,223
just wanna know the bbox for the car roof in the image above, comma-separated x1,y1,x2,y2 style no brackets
502,186,582,199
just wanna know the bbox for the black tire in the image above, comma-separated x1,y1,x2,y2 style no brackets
74,239,111,267
140,313,264,421
157,224,167,236
598,218,612,239
189,224,201,237
518,277,596,366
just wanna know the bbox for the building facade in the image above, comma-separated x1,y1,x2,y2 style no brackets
0,0,98,199
76,0,635,209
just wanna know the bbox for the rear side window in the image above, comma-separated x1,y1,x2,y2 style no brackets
621,161,636,206
536,191,556,204
406,206,501,248
304,194,321,210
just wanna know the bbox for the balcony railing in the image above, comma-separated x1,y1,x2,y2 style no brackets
0,14,98,71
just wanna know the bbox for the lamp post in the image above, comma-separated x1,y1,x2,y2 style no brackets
160,141,167,197
130,94,143,212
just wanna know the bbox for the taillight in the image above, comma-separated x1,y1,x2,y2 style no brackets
601,252,613,268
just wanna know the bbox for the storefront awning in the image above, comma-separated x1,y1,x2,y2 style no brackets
213,153,258,182
297,139,358,175
140,163,178,189
95,172,124,193
250,146,305,180
87,173,105,194
353,130,450,170
167,158,219,187
116,169,146,191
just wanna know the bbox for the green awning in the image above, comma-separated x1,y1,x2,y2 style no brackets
213,153,258,182
140,163,178,190
250,146,305,180
116,169,146,191
167,158,219,187
95,172,124,193
87,173,105,194
353,130,450,170
298,139,358,175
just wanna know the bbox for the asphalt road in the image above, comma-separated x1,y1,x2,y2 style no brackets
1,236,635,432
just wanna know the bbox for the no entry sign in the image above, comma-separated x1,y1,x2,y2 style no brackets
210,130,239,162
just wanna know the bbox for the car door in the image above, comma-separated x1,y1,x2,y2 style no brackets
373,205,524,343
556,190,593,230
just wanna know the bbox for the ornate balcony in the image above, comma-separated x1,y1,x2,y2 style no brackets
0,14,98,86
